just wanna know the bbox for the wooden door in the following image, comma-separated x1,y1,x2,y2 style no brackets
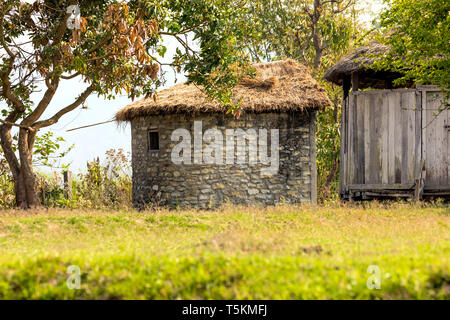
346,89,420,187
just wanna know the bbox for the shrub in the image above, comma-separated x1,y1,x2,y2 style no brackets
0,148,132,209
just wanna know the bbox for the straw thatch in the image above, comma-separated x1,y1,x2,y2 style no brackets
323,42,396,87
116,59,330,121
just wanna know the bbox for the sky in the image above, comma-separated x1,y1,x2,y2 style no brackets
28,36,187,173
3,0,384,174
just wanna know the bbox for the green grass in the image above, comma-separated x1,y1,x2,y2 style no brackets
0,202,448,299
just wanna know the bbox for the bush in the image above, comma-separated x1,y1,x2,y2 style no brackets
0,155,15,208
0,148,132,209
74,149,132,209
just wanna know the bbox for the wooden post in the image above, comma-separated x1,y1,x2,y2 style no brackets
414,160,425,201
340,76,351,199
63,171,73,200
351,72,359,92
343,75,351,100
40,186,46,206
385,78,393,89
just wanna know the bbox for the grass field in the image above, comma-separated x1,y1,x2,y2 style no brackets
0,202,448,299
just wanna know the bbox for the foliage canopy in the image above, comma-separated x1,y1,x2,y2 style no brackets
0,0,255,207
374,0,449,93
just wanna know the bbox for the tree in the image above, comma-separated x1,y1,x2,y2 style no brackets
0,0,253,208
244,0,357,70
374,0,449,101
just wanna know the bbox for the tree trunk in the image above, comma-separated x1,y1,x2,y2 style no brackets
15,171,30,209
0,125,40,209
18,128,40,208
312,0,323,71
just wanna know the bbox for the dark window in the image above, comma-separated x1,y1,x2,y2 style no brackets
148,131,159,151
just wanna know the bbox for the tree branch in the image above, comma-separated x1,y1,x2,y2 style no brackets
0,124,21,180
332,0,353,14
32,84,96,130
60,72,81,80
0,118,35,131
21,76,60,126
173,34,198,56
53,7,73,45
0,59,28,113
159,25,201,36
0,4,15,58
83,35,112,56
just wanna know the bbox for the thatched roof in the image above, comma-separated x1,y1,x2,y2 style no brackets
116,59,330,121
323,42,407,89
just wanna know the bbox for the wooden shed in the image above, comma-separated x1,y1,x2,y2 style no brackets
324,43,449,200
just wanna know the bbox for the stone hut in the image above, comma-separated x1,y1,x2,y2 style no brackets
116,59,330,208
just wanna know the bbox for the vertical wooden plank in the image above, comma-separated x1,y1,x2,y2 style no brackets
339,97,345,196
342,77,352,196
375,92,383,184
351,94,356,185
425,91,435,185
348,94,355,185
437,97,446,186
367,93,374,184
433,93,446,186
368,93,382,184
425,90,447,186
388,92,396,184
421,90,427,182
400,93,408,183
351,93,356,185
352,94,358,185
406,92,416,183
401,92,415,183
447,108,450,185
364,93,371,184
401,93,408,183
360,94,370,183
357,94,365,184
349,92,358,184
414,91,422,180
344,96,351,193
381,92,389,184
394,92,403,183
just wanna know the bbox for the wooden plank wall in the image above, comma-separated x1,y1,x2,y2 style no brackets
345,90,419,187
422,90,449,187
339,97,348,196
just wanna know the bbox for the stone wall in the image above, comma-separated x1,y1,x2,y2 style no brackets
131,111,317,209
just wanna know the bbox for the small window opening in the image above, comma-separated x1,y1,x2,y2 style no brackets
148,131,159,151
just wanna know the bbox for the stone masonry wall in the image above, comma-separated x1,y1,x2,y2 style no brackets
131,111,317,209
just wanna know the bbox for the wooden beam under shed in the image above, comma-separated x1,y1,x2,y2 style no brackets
348,183,415,191
351,72,359,91
343,75,351,99
385,78,393,89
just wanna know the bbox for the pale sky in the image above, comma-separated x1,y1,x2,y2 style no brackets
3,0,384,174
30,36,186,173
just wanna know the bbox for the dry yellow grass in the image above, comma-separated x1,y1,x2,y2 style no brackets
115,59,330,120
